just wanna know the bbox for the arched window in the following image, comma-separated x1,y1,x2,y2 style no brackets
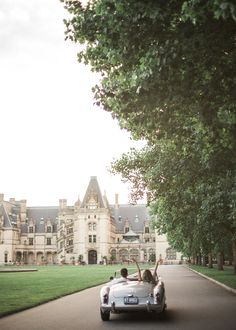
129,249,139,260
119,249,128,261
110,249,116,260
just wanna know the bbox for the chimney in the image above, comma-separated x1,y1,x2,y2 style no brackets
59,199,67,210
20,200,27,213
115,194,119,209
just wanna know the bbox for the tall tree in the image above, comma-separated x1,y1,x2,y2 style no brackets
61,0,236,272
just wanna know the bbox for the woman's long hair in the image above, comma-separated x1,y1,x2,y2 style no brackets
142,269,156,284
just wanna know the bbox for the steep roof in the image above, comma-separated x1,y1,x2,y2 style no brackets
111,204,150,233
80,176,105,208
0,203,11,228
21,206,59,233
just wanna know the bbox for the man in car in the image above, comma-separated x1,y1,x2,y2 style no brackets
108,267,129,286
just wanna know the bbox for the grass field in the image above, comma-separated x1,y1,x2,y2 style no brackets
190,265,236,289
0,264,137,318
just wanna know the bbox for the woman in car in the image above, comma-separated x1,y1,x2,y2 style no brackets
132,258,159,285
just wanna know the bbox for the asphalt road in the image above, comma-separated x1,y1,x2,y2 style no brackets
0,265,236,330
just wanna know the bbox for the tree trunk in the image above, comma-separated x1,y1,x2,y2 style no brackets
217,252,224,271
208,253,213,268
202,255,206,266
233,240,236,275
196,254,202,265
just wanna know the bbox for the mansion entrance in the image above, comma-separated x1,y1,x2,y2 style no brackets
88,250,97,264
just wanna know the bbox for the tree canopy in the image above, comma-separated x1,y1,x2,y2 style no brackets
61,0,236,272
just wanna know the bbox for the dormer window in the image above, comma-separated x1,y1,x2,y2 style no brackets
87,196,98,209
145,227,149,234
29,226,34,233
47,226,52,233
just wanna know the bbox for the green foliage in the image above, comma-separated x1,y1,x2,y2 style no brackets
61,0,236,270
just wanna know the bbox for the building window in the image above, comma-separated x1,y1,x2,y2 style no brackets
47,226,52,233
69,239,73,246
145,227,149,233
60,241,63,249
88,215,90,219
29,226,34,233
89,235,96,243
125,227,129,233
46,238,51,245
69,227,73,234
145,238,150,243
29,238,34,245
166,248,177,260
94,215,96,219
67,227,73,234
88,223,96,231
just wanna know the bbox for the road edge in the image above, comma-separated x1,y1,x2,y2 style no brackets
187,266,236,295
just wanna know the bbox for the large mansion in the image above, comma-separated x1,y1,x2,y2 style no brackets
0,176,181,265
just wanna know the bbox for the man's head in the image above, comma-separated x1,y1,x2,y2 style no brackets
120,268,128,278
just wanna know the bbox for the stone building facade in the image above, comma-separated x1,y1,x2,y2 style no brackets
0,177,181,265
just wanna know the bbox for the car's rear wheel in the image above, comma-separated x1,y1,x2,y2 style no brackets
100,308,110,321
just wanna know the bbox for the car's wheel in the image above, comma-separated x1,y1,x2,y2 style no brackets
100,308,110,321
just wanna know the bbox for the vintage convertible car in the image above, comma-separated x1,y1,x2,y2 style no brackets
100,275,166,321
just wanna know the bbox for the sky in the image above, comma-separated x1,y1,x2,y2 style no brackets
0,0,145,206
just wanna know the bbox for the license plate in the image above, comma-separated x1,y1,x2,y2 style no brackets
124,297,138,304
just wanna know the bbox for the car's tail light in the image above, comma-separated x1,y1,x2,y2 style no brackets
103,294,108,304
155,292,161,303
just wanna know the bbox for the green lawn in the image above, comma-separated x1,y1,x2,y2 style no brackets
0,264,137,318
190,265,236,290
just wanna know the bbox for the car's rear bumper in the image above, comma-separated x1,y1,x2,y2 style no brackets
101,301,164,313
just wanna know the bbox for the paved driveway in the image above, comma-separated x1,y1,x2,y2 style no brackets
0,265,235,330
